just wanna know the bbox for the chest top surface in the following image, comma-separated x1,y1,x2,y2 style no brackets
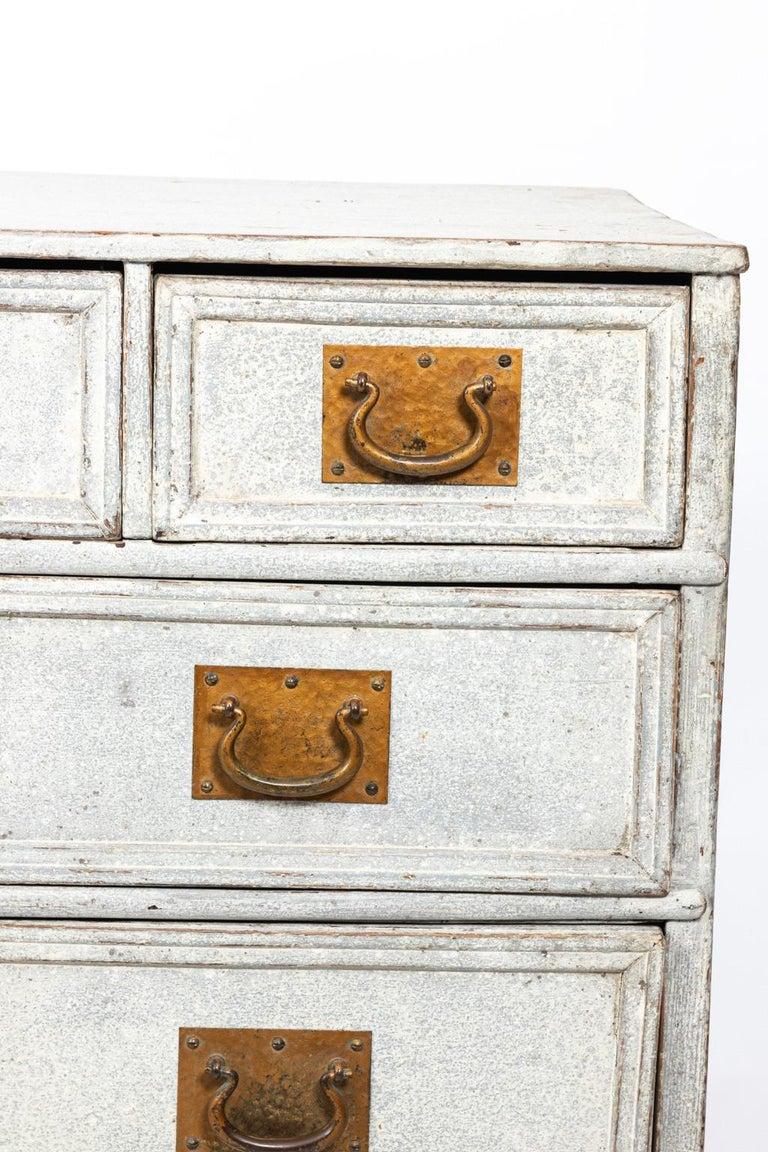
0,172,748,272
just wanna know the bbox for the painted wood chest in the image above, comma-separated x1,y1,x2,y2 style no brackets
0,174,746,1152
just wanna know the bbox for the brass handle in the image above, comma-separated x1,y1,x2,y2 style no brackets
211,695,368,798
343,371,495,478
206,1054,351,1152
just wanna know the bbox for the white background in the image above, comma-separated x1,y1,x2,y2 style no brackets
0,1,765,1146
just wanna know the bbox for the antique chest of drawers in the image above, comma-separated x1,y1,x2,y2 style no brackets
0,174,746,1152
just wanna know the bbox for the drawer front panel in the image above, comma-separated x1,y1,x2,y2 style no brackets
0,270,122,538
153,278,688,546
0,922,664,1152
0,578,677,894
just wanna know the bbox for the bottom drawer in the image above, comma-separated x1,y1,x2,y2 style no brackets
0,922,663,1152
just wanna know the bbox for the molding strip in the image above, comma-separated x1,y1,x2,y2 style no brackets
0,885,706,924
0,539,726,586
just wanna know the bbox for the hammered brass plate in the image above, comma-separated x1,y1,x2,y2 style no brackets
192,666,391,803
176,1028,372,1152
322,344,522,485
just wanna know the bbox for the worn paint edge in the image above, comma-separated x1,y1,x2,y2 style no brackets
121,263,153,537
0,231,750,273
0,540,726,585
0,885,705,923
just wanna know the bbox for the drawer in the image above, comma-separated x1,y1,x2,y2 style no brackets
0,270,122,538
153,277,688,546
0,921,664,1152
0,578,678,894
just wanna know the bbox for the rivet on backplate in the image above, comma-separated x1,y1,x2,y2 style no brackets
329,355,345,369
371,677,385,692
498,353,512,367
200,781,214,794
365,782,379,796
186,1036,200,1049
417,353,433,368
498,460,512,476
204,672,219,686
272,1037,286,1051
330,460,345,476
350,1038,364,1051
284,675,299,689
186,1138,200,1149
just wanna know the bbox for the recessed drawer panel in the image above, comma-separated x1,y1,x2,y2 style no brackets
0,578,677,894
0,922,664,1152
0,270,122,538
153,277,688,546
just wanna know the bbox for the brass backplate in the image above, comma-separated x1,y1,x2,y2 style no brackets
192,666,391,803
176,1028,372,1152
322,344,522,485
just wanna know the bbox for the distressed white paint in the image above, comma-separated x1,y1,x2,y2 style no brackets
0,922,664,1152
0,538,727,585
656,583,730,1151
154,278,688,546
0,173,748,272
0,181,746,1152
0,884,706,923
121,263,153,537
0,579,678,894
684,276,741,555
651,280,740,1151
0,270,122,538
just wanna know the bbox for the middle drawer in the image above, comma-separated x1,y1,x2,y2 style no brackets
0,578,677,895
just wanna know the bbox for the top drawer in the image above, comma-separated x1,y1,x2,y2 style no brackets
154,277,688,546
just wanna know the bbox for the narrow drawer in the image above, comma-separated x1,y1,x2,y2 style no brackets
153,277,688,546
0,270,122,538
0,578,678,894
0,921,664,1152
